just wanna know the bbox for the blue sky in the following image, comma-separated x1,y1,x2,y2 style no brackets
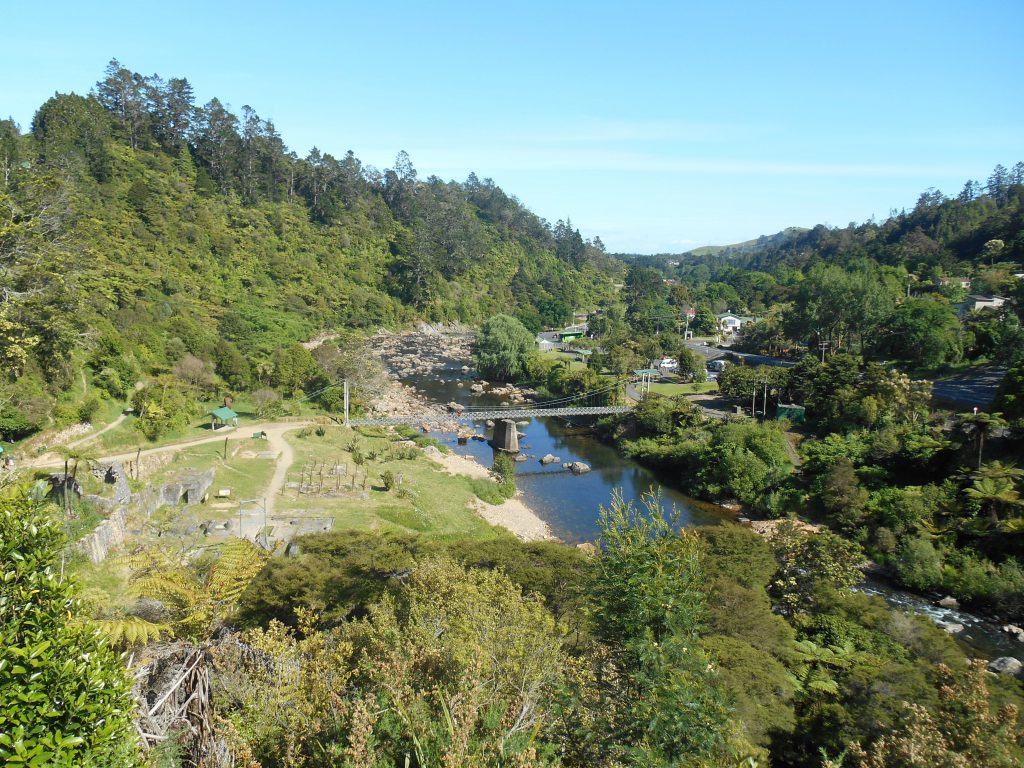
4,1,1022,253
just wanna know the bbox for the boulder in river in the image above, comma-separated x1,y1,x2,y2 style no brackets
540,454,560,465
1002,624,1024,642
562,462,591,475
937,621,965,634
988,657,1023,676
938,596,960,609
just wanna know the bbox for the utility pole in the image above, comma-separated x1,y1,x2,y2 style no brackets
819,340,829,363
343,380,350,426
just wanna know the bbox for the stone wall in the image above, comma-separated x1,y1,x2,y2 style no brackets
76,467,216,564
77,505,132,564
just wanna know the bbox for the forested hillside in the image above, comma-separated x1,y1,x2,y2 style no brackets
630,168,1024,275
611,167,1024,372
0,60,617,440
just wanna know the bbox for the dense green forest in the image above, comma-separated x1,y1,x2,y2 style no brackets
8,478,1024,768
0,60,617,441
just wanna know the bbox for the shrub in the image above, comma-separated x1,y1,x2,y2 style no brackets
76,394,102,423
0,484,142,766
894,537,944,591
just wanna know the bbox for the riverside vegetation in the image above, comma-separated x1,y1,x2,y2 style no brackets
2,61,1024,766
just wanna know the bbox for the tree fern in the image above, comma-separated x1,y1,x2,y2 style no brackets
127,539,270,642
91,615,170,649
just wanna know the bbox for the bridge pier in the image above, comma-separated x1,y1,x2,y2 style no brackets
490,419,519,453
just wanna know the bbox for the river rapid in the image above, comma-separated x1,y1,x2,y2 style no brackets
390,339,1019,659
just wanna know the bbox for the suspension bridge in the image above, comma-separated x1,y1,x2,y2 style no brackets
345,379,633,426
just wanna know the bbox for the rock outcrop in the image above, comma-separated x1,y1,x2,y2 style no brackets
988,657,1022,676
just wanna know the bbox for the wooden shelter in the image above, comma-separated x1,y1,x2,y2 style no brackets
208,405,238,430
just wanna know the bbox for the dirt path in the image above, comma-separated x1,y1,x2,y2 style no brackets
29,420,312,470
261,425,297,515
65,411,131,449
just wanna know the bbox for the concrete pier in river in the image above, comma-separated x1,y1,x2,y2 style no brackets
490,419,520,453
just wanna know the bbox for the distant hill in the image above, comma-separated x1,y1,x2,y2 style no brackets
615,227,809,266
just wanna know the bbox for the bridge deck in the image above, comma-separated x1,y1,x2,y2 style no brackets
349,405,630,426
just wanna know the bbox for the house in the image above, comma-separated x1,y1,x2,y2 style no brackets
717,312,756,335
956,295,1007,317
936,276,973,290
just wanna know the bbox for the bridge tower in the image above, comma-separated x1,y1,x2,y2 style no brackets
490,419,520,453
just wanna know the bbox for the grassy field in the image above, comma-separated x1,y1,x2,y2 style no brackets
648,381,720,396
64,423,511,614
148,440,279,509
278,427,504,541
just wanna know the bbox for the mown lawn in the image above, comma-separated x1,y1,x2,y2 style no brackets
648,381,720,396
279,428,505,541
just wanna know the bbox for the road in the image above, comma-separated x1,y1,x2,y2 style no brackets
65,411,131,449
930,367,1005,409
30,420,312,471
682,341,796,368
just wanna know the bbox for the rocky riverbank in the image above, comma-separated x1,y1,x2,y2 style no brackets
369,327,474,381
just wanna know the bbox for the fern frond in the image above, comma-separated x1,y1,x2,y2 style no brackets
132,572,203,610
92,616,169,648
208,538,270,603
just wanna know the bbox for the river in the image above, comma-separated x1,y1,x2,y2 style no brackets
406,360,731,543
399,353,1018,659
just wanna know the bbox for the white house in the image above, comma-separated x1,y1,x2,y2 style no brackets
717,312,756,335
956,295,1007,317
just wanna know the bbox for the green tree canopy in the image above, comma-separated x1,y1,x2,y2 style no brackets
473,313,536,381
